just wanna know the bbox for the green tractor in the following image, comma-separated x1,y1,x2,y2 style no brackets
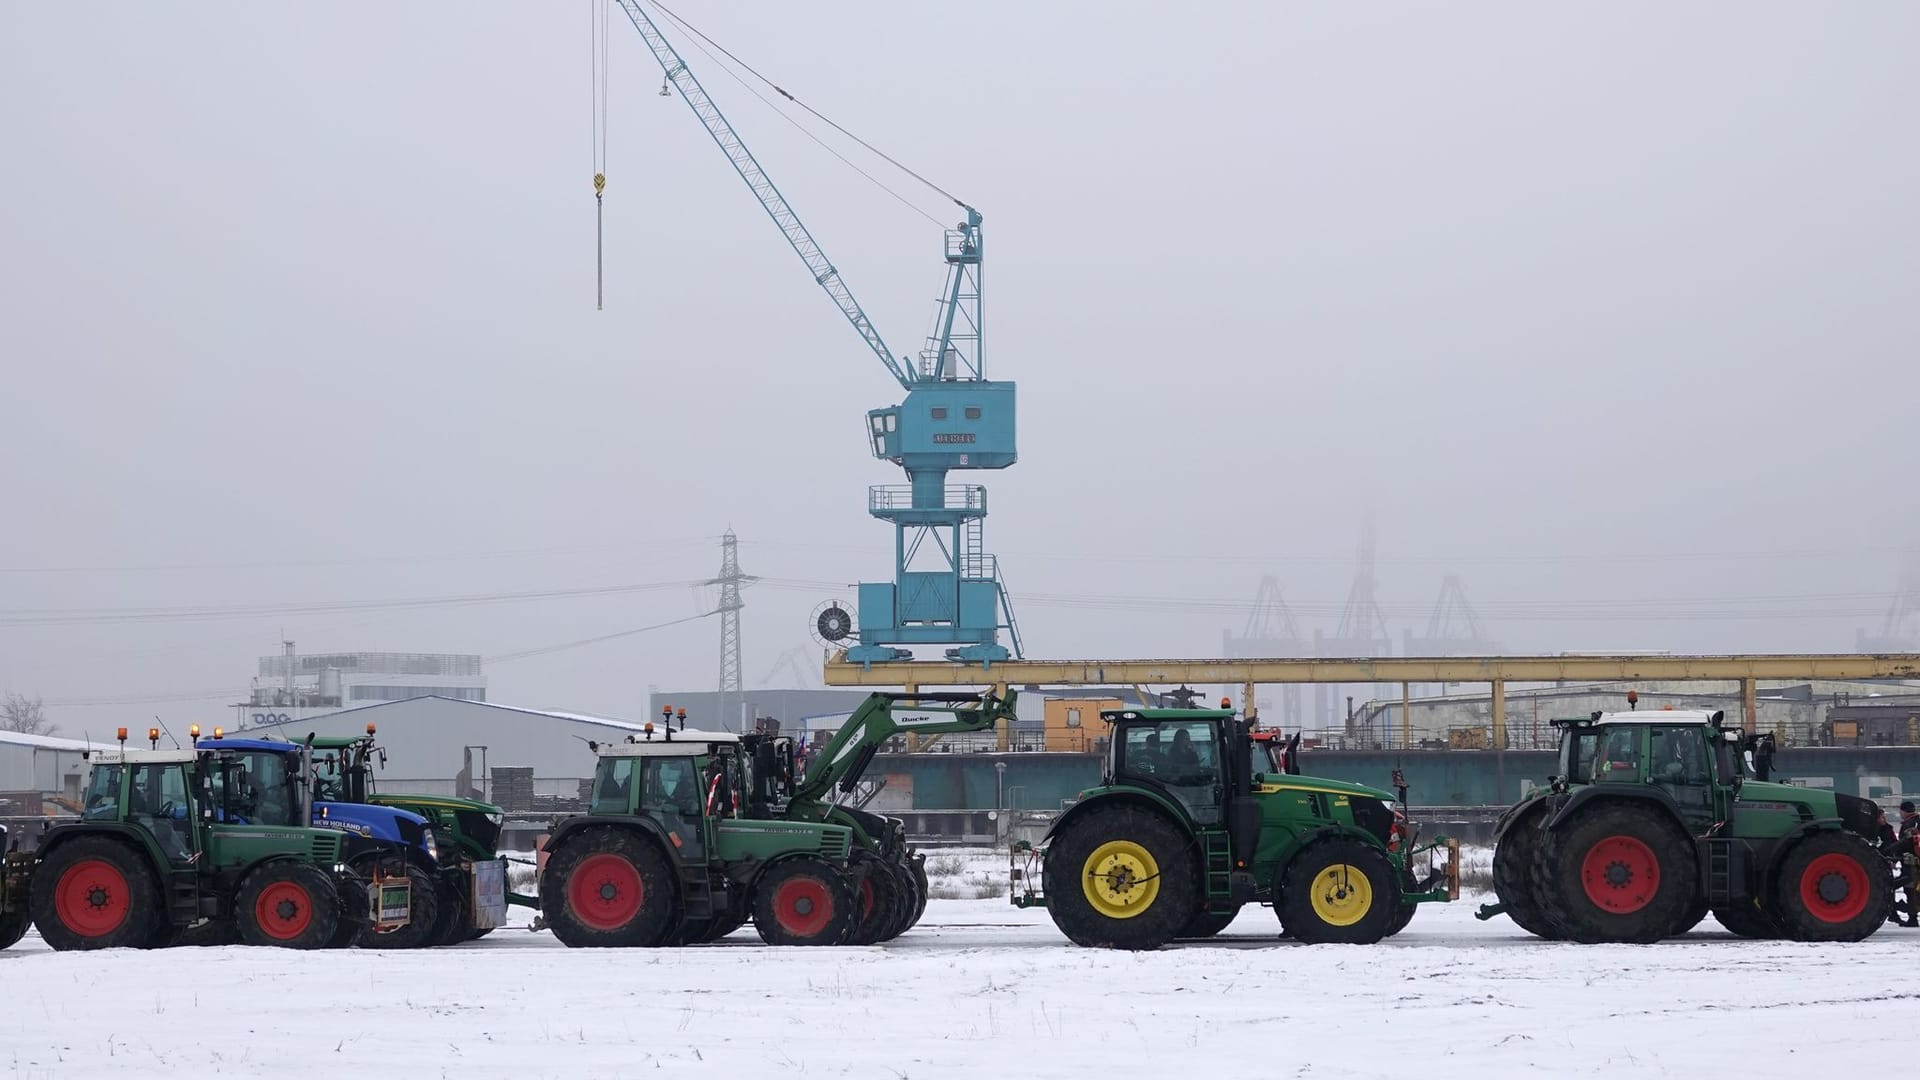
4,729,412,951
1478,708,1893,943
302,727,528,943
1012,704,1459,950
539,719,866,947
767,690,1023,942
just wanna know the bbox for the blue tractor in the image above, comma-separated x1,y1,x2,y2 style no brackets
196,737,496,948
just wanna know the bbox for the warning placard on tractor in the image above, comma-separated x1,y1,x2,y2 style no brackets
472,859,508,930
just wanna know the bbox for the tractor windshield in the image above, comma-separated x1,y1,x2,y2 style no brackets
590,757,635,815
1559,730,1601,784
210,750,303,827
81,764,122,820
312,746,368,803
1114,720,1224,825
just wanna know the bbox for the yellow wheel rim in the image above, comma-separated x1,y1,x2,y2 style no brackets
1082,840,1160,919
1308,863,1373,927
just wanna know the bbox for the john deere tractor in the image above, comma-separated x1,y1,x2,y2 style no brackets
1479,708,1892,943
12,729,413,951
540,719,866,947
1012,704,1459,950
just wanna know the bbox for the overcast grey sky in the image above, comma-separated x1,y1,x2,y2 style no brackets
2,3,1916,731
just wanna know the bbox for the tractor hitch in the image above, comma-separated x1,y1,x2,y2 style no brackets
1474,902,1506,922
1008,840,1048,909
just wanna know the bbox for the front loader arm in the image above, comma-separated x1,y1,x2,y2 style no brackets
793,689,1019,803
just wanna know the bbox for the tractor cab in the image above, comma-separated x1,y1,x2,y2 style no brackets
1099,706,1240,826
588,726,750,862
1550,710,1743,834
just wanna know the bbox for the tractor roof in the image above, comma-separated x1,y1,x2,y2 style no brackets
83,747,199,766
595,729,739,757
1576,709,1722,727
1100,708,1235,722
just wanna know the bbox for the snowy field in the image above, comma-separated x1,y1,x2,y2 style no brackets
4,849,1917,1079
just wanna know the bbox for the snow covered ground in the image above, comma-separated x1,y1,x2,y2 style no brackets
4,850,1916,1079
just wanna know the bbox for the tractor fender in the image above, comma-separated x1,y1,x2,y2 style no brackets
1542,784,1687,833
1756,819,1852,883
1269,824,1393,899
32,822,167,879
1041,788,1192,849
1491,793,1558,844
542,814,679,869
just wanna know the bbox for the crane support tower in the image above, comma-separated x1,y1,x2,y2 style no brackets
613,1,1021,663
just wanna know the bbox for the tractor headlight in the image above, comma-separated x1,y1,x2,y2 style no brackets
485,812,504,827
422,832,439,864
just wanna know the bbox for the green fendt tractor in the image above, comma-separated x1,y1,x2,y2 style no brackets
6,729,411,951
1012,704,1460,950
539,720,865,947
770,689,1022,943
304,727,527,943
1479,708,1893,943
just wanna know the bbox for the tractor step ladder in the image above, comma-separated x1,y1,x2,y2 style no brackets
681,872,718,921
1202,831,1233,900
166,866,201,921
1703,838,1734,905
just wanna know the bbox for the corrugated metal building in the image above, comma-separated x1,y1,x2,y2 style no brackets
237,697,652,801
0,730,96,796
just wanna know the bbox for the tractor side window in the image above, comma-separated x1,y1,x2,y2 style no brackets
591,757,635,815
1117,720,1222,825
231,752,298,827
643,757,706,859
82,765,123,820
1649,726,1710,786
1559,732,1599,783
313,752,346,802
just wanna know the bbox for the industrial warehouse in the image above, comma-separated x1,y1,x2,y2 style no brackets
3,2,1917,1078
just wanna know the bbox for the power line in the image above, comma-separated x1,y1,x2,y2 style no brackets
486,610,717,664
0,579,706,627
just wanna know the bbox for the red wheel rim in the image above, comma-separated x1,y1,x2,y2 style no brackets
773,876,833,938
253,880,315,940
54,858,132,938
568,853,643,932
1798,852,1870,923
1579,835,1660,914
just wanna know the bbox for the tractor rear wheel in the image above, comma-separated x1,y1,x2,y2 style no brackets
1713,900,1785,938
1671,899,1710,936
1382,902,1416,937
542,829,678,948
753,857,856,946
0,903,29,950
1177,904,1241,939
1769,831,1891,942
1041,806,1198,951
1492,802,1561,939
29,836,163,951
1279,837,1400,944
237,863,342,949
1532,803,1699,943
352,862,440,949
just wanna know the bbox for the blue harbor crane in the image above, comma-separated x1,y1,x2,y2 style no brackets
611,1,1021,663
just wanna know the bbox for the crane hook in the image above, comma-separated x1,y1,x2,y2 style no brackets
658,76,671,98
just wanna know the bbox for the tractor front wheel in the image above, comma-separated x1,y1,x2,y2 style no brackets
29,836,163,951
844,852,906,946
877,860,919,942
908,853,929,927
1382,902,1416,937
541,829,678,948
1492,802,1561,940
1532,804,1698,943
1770,831,1891,942
237,863,342,949
1041,806,1198,951
753,857,856,946
1279,837,1400,944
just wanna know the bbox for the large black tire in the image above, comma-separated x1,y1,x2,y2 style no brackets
1492,803,1562,939
429,878,473,947
29,836,164,951
1177,904,1241,939
1769,831,1892,942
1040,806,1198,951
753,857,856,946
1713,900,1785,939
1531,803,1700,944
1382,902,1416,937
541,828,679,948
0,903,29,950
909,853,929,927
1671,898,1710,937
236,863,343,950
844,852,905,946
354,864,441,949
1279,837,1400,945
876,860,919,941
